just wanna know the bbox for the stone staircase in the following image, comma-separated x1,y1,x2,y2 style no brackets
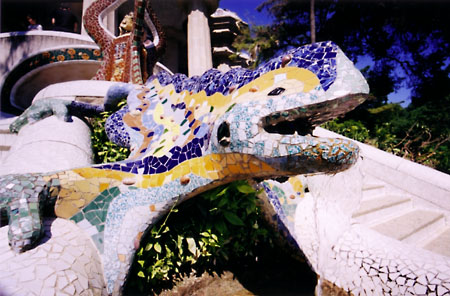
314,127,450,259
354,174,450,257
0,117,18,163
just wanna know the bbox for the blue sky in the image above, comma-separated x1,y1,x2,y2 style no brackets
356,56,411,107
218,0,412,106
219,0,272,25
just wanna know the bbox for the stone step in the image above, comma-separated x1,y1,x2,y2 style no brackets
423,227,450,257
371,209,445,245
361,174,386,199
0,134,16,163
0,130,17,144
352,195,412,225
0,126,17,163
0,117,17,125
361,182,385,199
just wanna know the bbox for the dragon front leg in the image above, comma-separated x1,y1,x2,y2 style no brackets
9,99,72,133
0,174,56,252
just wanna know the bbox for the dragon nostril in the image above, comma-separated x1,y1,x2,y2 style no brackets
268,87,285,96
217,121,230,147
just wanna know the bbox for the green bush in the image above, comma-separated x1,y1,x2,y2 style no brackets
322,119,370,142
322,101,449,174
89,101,130,164
124,180,278,294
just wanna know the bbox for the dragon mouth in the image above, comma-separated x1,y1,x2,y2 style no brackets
263,114,314,136
255,93,372,175
261,93,370,137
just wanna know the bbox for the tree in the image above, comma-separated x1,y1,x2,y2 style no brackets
231,25,280,68
257,0,450,104
257,0,450,173
310,0,316,43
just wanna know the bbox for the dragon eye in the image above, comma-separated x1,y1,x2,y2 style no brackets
268,87,285,96
217,121,230,147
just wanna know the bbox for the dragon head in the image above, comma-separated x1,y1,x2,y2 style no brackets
101,41,369,177
209,44,369,175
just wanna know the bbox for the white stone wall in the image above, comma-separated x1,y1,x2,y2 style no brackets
313,127,450,213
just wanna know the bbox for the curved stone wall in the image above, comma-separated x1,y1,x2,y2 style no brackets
0,32,101,113
0,31,96,82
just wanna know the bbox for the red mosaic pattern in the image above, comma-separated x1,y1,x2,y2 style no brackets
83,0,165,84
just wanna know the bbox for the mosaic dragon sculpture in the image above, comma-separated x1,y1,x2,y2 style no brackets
1,41,370,294
2,1,449,295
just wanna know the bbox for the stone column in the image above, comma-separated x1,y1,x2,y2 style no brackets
187,0,213,77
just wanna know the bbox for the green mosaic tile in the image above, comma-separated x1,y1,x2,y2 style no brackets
12,185,23,191
23,231,33,239
88,214,102,226
98,210,107,221
96,224,105,233
92,232,104,252
19,211,30,218
84,200,101,212
71,212,85,223
85,211,98,222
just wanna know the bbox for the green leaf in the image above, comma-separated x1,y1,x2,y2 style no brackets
217,197,228,208
186,237,197,255
154,242,162,253
246,203,256,215
223,211,245,226
137,271,145,278
138,260,145,267
177,235,183,249
215,187,228,197
211,233,219,241
214,218,228,233
236,183,255,194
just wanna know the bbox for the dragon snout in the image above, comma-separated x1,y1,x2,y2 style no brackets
261,136,360,175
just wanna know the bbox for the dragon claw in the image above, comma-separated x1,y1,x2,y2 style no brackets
0,174,53,252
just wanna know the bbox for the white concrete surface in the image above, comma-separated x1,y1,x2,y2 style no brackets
0,115,92,175
33,80,117,103
0,117,17,162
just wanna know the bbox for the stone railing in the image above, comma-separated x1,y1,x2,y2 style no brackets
314,127,450,212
